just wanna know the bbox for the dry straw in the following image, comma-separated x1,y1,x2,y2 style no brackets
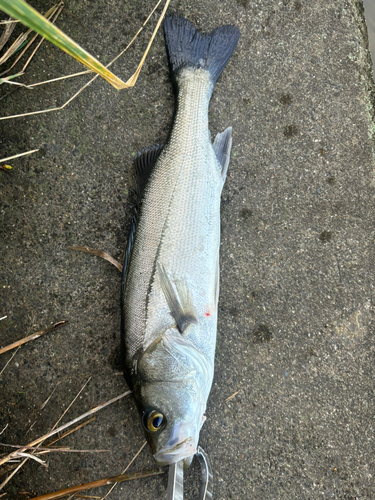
0,148,39,163
0,2,170,494
0,0,124,88
28,468,163,500
0,389,131,490
0,0,171,120
0,320,68,355
69,246,123,273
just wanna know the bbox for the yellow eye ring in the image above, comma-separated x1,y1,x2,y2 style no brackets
144,410,165,432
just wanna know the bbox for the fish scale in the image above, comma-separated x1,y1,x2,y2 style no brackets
125,69,221,360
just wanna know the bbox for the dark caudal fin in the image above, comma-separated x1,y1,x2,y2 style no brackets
163,16,240,88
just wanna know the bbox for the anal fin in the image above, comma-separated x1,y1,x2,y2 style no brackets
213,126,232,182
158,264,197,334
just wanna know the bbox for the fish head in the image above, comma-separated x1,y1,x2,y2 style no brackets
134,327,213,467
140,381,205,467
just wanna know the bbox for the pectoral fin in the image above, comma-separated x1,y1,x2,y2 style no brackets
213,126,232,182
158,264,197,334
214,256,220,307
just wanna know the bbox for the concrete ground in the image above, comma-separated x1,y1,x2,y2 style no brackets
0,0,374,499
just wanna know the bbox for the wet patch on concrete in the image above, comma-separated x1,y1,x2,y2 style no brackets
319,230,333,242
253,324,273,343
283,124,298,137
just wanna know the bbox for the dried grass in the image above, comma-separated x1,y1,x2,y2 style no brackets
0,321,68,355
0,389,131,488
46,417,96,447
28,468,163,500
0,17,16,51
0,1,173,495
0,148,39,163
98,442,147,500
68,247,123,273
0,347,20,376
225,390,240,403
0,3,62,72
0,443,109,454
0,0,171,120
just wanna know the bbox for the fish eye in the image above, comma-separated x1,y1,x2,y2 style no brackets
143,410,166,432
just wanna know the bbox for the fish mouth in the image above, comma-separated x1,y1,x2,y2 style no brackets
153,437,196,466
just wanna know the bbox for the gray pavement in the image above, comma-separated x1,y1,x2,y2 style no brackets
0,1,374,499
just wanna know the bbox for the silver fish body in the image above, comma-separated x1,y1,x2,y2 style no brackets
121,16,239,467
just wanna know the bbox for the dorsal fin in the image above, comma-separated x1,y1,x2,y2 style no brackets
158,263,197,333
134,144,163,197
123,144,163,280
213,127,232,182
121,144,163,353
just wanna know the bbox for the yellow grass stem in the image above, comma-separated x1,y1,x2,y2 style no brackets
28,469,164,500
0,148,38,162
0,321,68,355
0,390,131,468
69,246,123,273
46,417,96,447
0,0,171,120
98,442,147,500
0,0,126,88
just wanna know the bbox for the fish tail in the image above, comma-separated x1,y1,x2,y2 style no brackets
163,15,240,90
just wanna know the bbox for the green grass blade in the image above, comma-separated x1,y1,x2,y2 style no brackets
0,0,127,89
0,71,24,84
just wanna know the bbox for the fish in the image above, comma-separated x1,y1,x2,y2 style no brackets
121,15,240,468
